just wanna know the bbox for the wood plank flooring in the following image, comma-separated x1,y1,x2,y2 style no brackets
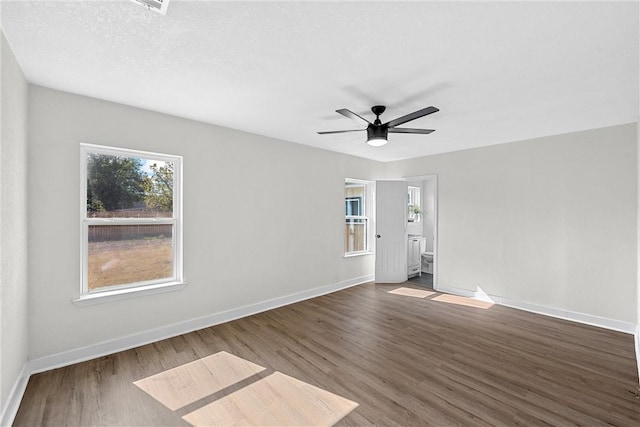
14,283,640,426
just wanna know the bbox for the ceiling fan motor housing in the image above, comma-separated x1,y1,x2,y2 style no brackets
367,124,388,140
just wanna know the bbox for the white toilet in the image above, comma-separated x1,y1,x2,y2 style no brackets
419,238,434,274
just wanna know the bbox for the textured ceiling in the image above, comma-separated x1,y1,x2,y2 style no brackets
1,1,638,162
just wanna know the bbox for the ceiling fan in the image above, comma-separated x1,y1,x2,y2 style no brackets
318,105,439,147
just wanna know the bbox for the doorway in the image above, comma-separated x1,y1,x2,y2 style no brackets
405,174,438,289
373,175,438,288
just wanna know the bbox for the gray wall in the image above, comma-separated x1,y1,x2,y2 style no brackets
3,50,639,389
0,32,29,412
27,86,379,359
388,124,637,324
24,86,640,360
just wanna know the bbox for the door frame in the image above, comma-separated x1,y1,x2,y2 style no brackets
403,174,439,289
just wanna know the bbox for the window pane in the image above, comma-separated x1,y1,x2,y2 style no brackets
345,198,362,216
88,224,173,290
345,184,365,216
87,153,174,218
345,219,367,253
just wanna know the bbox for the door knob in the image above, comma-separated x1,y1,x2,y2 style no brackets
376,234,381,238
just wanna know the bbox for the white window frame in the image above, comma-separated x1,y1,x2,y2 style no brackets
344,178,374,257
74,143,184,306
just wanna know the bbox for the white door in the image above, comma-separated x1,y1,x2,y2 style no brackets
375,180,408,283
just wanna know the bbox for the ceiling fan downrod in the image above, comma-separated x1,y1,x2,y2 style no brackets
368,105,388,142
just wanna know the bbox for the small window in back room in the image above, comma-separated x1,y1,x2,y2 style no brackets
80,144,183,297
408,185,421,222
344,179,371,255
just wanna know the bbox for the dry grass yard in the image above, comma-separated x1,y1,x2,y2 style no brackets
88,238,173,289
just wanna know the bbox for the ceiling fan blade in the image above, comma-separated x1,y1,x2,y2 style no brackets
388,128,436,134
385,106,439,128
336,109,372,125
317,129,365,135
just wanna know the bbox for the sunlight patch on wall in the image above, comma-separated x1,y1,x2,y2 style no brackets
388,287,435,298
475,286,496,304
182,371,359,426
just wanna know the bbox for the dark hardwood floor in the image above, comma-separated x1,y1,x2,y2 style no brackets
14,282,640,426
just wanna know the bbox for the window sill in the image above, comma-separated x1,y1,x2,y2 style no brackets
72,281,186,307
344,251,375,258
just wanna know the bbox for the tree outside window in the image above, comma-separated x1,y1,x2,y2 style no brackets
81,144,182,295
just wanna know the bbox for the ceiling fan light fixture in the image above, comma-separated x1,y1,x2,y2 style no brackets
367,137,388,147
366,123,388,147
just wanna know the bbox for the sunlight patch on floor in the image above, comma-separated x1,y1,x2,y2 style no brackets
134,351,358,426
388,287,435,298
182,371,359,427
134,351,266,410
431,293,494,309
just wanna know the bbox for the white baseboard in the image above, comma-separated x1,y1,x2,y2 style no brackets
28,275,373,375
0,275,371,426
0,364,30,427
435,285,636,334
5,275,633,425
635,325,640,384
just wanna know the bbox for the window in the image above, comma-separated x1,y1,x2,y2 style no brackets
408,185,421,222
79,144,183,301
345,197,362,216
345,179,372,255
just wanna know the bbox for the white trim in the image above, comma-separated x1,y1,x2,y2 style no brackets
72,281,186,306
31,275,373,375
0,364,29,427
344,251,375,258
79,143,183,297
435,285,636,334
83,218,175,225
2,276,628,425
81,143,180,162
635,325,640,384
344,178,372,185
432,175,438,287
0,276,371,426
